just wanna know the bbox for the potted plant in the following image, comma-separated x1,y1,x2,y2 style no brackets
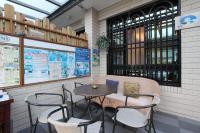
96,35,111,50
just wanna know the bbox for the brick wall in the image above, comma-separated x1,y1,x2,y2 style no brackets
97,0,200,121
85,8,100,78
6,77,90,133
157,0,200,121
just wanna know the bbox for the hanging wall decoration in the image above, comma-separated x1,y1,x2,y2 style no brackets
92,49,100,66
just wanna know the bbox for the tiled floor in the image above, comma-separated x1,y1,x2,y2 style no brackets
19,104,200,133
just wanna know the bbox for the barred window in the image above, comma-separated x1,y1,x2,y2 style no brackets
107,0,181,86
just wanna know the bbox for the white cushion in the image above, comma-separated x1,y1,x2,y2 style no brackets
39,105,68,123
68,117,102,133
114,108,148,128
107,93,152,106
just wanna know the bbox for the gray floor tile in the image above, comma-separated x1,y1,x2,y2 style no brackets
154,114,180,127
18,104,200,133
180,129,196,133
179,120,200,133
154,120,180,133
179,117,200,126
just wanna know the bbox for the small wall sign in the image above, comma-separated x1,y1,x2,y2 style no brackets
175,12,200,30
92,49,100,66
0,34,19,45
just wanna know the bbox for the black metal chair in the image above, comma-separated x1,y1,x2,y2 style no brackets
62,82,87,116
47,106,103,133
25,93,67,133
112,94,160,133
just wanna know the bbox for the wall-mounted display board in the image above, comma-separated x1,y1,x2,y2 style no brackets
24,39,90,84
0,34,20,87
75,48,90,76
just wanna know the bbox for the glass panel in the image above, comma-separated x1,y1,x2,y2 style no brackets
0,0,47,19
18,0,58,12
128,47,144,65
55,0,69,4
127,27,144,43
113,32,123,45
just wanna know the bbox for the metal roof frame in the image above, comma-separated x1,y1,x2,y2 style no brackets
48,0,84,21
46,0,62,7
7,0,51,15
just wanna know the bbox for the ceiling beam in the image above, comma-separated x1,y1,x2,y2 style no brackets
48,0,84,21
7,0,51,15
46,0,62,7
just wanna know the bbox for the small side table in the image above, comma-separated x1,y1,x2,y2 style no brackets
0,96,14,133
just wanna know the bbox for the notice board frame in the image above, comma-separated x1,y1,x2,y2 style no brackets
0,33,91,89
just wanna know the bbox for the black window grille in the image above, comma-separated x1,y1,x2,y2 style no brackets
107,0,181,87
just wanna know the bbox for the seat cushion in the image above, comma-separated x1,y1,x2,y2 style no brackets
92,93,152,109
107,93,152,106
39,105,68,123
106,79,119,93
68,117,102,133
113,108,148,128
124,81,140,97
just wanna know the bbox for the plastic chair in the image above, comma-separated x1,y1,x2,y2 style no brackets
62,82,88,116
48,106,102,133
112,94,160,133
25,93,67,133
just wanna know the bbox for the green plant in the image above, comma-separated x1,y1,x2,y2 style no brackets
96,35,111,49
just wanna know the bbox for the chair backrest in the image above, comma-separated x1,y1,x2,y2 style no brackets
25,93,64,125
48,118,82,133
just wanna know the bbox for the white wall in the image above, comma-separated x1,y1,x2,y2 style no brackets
69,19,84,31
85,8,100,78
97,0,200,121
158,0,200,121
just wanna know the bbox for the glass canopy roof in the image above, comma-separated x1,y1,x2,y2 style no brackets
0,0,69,20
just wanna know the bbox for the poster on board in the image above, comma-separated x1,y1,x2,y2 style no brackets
75,48,90,76
24,48,76,84
92,49,100,66
0,34,20,87
24,48,50,83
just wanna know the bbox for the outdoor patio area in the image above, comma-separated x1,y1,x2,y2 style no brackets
0,0,200,133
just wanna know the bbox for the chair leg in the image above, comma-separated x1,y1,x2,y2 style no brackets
48,123,52,133
151,111,156,133
148,121,151,133
112,120,117,133
30,125,33,133
102,108,105,133
33,119,38,133
71,102,74,117
151,120,156,133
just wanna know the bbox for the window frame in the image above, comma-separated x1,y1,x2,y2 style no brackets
107,0,181,87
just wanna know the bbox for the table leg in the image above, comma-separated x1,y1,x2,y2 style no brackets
98,96,106,133
79,97,93,119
